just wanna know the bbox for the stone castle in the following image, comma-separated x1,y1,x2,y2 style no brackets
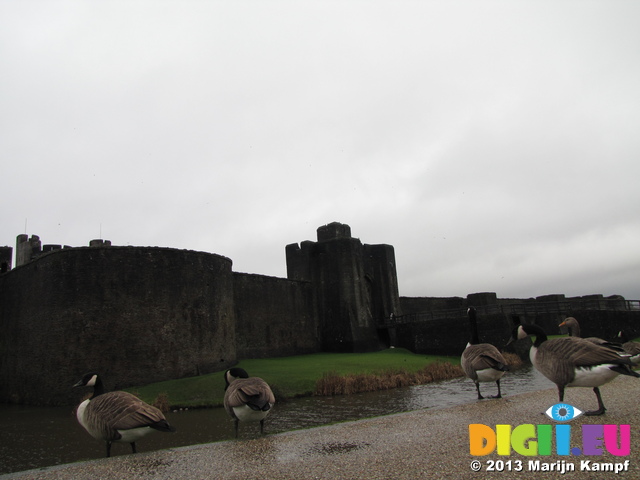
1,222,638,406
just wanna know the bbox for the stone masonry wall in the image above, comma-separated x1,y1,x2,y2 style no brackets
0,247,236,405
233,273,320,358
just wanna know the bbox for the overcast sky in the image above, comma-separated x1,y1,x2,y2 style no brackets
2,1,639,301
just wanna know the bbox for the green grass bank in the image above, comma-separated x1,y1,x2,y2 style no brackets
126,348,467,409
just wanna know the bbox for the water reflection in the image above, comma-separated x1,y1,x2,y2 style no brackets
0,366,552,475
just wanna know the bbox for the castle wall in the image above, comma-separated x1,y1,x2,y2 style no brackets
0,246,236,405
399,293,498,314
233,273,320,358
1,225,638,406
393,312,512,356
393,295,640,357
399,296,466,314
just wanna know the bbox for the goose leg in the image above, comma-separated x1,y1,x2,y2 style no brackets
585,387,607,416
491,380,502,399
260,419,265,434
557,385,565,402
106,441,112,458
130,442,137,454
475,382,484,400
234,419,239,438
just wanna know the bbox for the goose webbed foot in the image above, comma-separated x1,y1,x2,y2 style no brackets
584,407,606,416
584,387,607,416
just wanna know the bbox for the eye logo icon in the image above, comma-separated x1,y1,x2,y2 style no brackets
545,403,583,422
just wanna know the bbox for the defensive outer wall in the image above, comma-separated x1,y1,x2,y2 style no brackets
1,222,638,406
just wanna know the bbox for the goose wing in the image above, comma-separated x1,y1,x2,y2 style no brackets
543,337,631,367
583,337,625,353
89,392,167,439
225,378,275,413
462,345,508,378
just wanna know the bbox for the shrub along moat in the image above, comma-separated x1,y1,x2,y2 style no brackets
126,348,523,410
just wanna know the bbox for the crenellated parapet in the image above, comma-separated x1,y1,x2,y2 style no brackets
15,234,109,267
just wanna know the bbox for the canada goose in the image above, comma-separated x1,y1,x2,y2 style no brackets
616,331,640,365
558,317,625,352
509,324,640,415
461,307,509,399
73,372,176,457
224,367,275,438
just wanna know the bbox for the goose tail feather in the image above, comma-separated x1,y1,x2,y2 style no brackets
495,362,510,372
480,355,510,372
150,420,177,433
610,365,640,378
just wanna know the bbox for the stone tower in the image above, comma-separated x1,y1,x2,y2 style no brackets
285,222,400,352
16,234,41,267
0,246,12,273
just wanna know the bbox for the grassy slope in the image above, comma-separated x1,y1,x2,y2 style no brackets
126,348,460,408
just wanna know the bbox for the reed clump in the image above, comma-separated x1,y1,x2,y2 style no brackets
315,361,465,396
502,351,524,369
153,392,171,413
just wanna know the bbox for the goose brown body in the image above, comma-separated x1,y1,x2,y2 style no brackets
223,368,275,437
533,335,629,385
79,391,173,442
74,373,175,457
510,324,640,415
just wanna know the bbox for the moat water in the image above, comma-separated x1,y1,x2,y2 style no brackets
0,366,553,475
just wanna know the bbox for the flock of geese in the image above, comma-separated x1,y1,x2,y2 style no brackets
462,307,640,416
73,367,275,458
73,307,640,458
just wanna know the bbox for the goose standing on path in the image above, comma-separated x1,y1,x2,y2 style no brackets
558,317,624,352
73,372,176,457
224,368,275,438
461,307,509,400
509,324,640,415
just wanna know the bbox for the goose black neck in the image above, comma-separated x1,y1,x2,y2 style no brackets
91,376,106,398
527,325,548,347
